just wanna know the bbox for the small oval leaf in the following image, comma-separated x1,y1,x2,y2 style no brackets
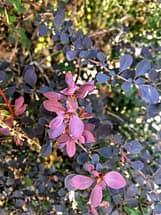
120,54,133,72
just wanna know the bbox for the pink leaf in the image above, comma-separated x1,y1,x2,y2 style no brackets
83,163,95,173
90,184,102,208
70,175,95,190
49,115,64,129
77,81,95,98
65,72,75,89
66,97,78,112
44,92,65,100
83,130,95,143
69,114,84,138
0,128,10,135
48,123,66,139
66,138,76,157
85,123,95,131
14,96,26,116
57,133,69,144
90,206,99,215
14,96,24,109
103,171,126,189
43,100,65,113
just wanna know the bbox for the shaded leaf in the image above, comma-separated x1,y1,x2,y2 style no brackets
141,46,152,59
0,70,8,86
40,140,52,157
96,146,113,158
24,65,37,87
77,152,88,164
39,25,49,36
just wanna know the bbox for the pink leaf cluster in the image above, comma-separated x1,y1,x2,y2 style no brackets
43,72,95,157
70,163,126,214
0,96,26,145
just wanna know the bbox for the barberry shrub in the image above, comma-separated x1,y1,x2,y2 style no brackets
0,4,160,215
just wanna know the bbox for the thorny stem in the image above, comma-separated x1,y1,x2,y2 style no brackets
89,59,128,82
0,88,15,117
77,141,92,159
0,119,41,152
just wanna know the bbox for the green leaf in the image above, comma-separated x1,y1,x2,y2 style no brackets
25,176,32,186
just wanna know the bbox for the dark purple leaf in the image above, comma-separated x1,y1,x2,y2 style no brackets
131,160,144,170
154,204,161,214
96,73,109,83
24,65,37,87
91,153,100,165
119,54,133,72
0,70,8,86
82,36,92,49
126,198,138,207
14,199,24,208
89,48,97,58
96,146,113,158
39,25,49,36
66,50,78,61
158,130,161,140
141,46,152,59
60,32,69,44
124,140,142,154
135,78,145,85
54,9,65,29
97,52,105,62
139,84,159,104
80,50,90,58
12,190,23,198
149,70,160,82
135,60,151,77
40,140,52,157
154,168,161,185
77,152,88,164
121,81,132,91
96,163,102,172
147,104,161,118
74,39,83,49
0,61,10,70
127,184,138,197
113,194,122,204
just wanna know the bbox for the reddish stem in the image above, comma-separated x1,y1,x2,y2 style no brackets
0,87,15,117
